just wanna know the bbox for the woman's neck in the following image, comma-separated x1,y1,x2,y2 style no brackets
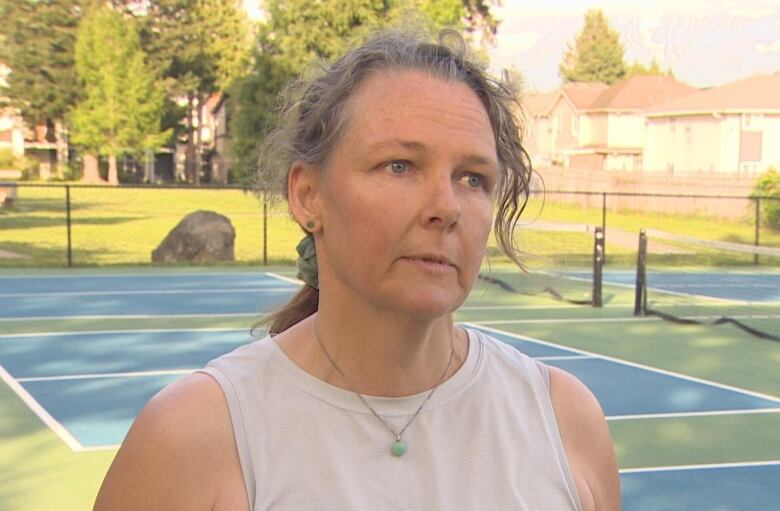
275,306,468,398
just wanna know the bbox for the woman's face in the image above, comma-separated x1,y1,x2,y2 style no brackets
315,69,499,320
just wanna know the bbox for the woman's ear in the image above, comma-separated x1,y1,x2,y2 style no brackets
288,161,321,231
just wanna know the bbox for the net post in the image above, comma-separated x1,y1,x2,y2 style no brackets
592,226,604,308
754,197,760,265
66,184,72,268
601,192,607,263
634,229,647,316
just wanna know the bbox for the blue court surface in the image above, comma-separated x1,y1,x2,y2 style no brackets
1,271,779,509
602,270,780,303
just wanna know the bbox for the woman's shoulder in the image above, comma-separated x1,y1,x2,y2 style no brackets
93,372,249,510
465,326,537,368
547,366,621,511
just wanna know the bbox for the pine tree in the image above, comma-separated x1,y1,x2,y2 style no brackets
0,0,84,177
70,3,169,184
627,58,674,78
560,9,626,85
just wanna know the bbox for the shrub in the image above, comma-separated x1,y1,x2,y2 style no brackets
753,167,780,229
0,149,38,179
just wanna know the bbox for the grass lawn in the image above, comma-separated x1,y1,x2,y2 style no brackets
1,184,778,268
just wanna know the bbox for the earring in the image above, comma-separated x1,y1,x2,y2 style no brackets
305,220,316,231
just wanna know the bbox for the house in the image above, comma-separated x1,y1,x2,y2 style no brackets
523,75,698,172
0,62,26,161
644,71,780,176
203,93,230,184
523,83,607,166
0,61,60,179
172,93,231,184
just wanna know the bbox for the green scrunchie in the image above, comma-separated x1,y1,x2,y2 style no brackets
296,233,319,290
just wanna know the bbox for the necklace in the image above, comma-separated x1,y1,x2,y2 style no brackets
314,326,456,457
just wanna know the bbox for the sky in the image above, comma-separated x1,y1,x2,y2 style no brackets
490,0,780,90
244,1,780,91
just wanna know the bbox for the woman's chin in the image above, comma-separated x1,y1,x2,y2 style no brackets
389,287,465,320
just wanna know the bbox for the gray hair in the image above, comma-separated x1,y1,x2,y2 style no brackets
255,28,534,334
255,28,532,268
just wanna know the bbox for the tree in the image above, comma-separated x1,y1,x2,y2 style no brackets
120,0,250,183
753,167,780,230
0,0,84,177
70,3,169,184
627,58,674,78
560,9,626,85
228,0,500,183
461,0,501,46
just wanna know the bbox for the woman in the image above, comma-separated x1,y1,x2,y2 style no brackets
94,30,620,510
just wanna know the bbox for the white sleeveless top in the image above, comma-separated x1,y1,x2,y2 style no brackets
198,328,582,511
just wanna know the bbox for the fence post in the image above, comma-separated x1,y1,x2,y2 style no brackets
66,184,72,268
263,189,268,266
754,197,760,265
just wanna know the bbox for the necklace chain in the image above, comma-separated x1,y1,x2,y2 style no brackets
314,324,456,455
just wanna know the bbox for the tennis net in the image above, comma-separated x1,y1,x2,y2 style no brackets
478,225,604,307
634,228,780,341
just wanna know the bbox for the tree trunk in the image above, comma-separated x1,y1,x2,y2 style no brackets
81,154,104,183
108,154,119,185
186,94,196,183
195,92,204,185
54,120,68,179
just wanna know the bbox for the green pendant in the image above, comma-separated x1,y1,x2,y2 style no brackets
392,439,407,457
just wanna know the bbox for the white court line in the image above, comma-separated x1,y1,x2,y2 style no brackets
79,444,121,452
645,285,751,305
477,317,662,325
0,327,251,339
459,304,635,310
601,280,638,291
0,271,275,280
465,322,780,404
0,364,84,452
608,407,780,421
0,287,297,299
17,368,195,383
620,460,780,474
536,355,592,361
265,272,304,286
0,312,260,322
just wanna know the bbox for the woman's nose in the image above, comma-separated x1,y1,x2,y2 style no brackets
422,173,461,230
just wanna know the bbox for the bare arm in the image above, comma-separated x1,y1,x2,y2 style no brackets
93,373,248,511
549,366,621,511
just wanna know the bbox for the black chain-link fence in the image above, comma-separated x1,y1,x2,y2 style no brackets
1,183,778,268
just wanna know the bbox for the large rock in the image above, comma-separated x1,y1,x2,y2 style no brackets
152,210,235,263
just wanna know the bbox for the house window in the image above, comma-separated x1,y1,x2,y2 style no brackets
742,113,763,129
571,115,579,136
739,131,762,162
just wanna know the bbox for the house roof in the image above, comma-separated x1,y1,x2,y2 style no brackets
588,75,699,111
521,90,556,117
560,82,609,110
645,71,780,116
205,93,222,111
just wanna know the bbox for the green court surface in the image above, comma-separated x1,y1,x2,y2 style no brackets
0,267,778,510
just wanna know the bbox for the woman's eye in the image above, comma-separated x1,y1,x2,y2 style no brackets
465,173,483,188
389,160,407,174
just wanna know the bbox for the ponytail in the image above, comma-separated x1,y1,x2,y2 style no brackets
253,234,319,335
255,284,319,335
